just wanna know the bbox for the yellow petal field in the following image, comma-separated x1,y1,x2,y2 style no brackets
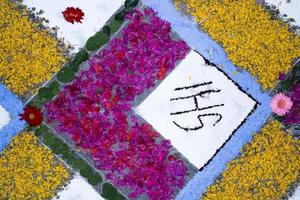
174,0,300,90
0,132,70,200
203,120,300,200
0,0,66,96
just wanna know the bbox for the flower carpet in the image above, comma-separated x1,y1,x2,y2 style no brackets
0,0,300,199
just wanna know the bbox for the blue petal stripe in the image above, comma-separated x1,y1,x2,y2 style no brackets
0,84,26,152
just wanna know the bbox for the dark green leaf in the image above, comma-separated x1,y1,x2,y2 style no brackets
57,67,75,83
34,130,43,137
62,150,72,161
80,165,93,178
125,0,139,11
86,36,99,51
73,159,88,170
86,32,109,51
273,114,284,122
66,156,75,165
70,64,80,72
279,78,294,91
28,97,44,108
62,150,70,159
43,132,55,146
60,143,69,155
102,183,118,199
72,50,89,65
26,126,34,132
109,20,121,34
95,32,110,44
38,87,52,99
51,144,61,154
54,137,63,147
65,150,76,165
102,25,111,36
35,124,49,136
48,81,60,96
48,138,63,154
37,81,59,102
114,194,126,200
87,173,102,186
114,10,126,22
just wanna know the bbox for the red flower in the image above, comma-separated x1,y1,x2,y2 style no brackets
19,106,43,127
62,7,84,24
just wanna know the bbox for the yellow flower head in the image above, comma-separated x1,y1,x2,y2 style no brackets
0,132,70,200
0,0,66,96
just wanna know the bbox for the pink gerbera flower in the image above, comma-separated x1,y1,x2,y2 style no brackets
270,93,293,116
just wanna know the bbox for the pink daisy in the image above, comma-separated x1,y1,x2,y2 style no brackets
270,93,293,116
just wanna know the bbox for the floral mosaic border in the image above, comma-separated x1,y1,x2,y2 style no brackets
9,0,298,199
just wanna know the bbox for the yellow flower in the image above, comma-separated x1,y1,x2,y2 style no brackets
174,0,300,90
0,132,70,200
203,120,300,200
0,0,66,96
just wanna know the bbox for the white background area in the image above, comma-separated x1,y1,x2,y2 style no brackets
0,105,10,131
289,186,300,200
135,51,256,169
265,0,300,26
22,0,124,52
53,174,104,200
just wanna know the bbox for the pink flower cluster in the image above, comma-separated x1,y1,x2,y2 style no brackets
46,8,190,199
